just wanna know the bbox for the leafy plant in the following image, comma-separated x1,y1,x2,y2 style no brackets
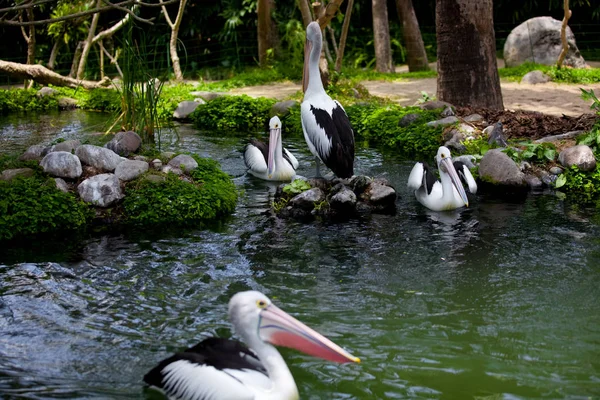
502,141,557,163
581,88,600,114
283,179,311,195
555,165,600,202
190,95,275,132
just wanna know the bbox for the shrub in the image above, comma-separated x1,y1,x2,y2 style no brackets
0,89,60,113
190,95,276,132
0,176,93,241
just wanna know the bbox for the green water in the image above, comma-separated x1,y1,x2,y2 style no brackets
0,115,599,399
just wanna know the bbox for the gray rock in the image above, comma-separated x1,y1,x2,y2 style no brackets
133,155,148,161
549,166,563,175
487,122,508,147
151,159,163,170
289,188,325,210
443,123,476,142
534,130,585,143
105,131,142,156
173,101,202,119
479,149,527,188
36,87,58,97
162,152,176,160
40,151,82,179
453,155,477,169
350,175,371,194
540,170,557,187
189,91,224,101
162,165,183,175
521,70,551,84
77,173,124,207
464,114,485,123
524,174,543,190
54,177,69,193
144,174,166,184
51,139,81,153
426,116,459,128
329,187,357,210
444,139,466,154
1,168,35,181
503,16,587,68
115,159,149,181
440,106,455,117
362,183,397,207
168,154,198,172
398,113,421,127
58,97,78,109
271,100,298,117
419,100,454,111
75,144,123,172
558,145,596,171
19,144,50,161
520,161,532,171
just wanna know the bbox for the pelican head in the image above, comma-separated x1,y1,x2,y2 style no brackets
228,291,360,364
436,146,469,207
267,116,282,177
303,22,322,93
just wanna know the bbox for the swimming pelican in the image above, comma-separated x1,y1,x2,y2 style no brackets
301,21,355,179
144,290,360,400
407,146,477,211
243,116,299,181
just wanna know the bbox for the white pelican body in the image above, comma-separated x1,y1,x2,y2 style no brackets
144,291,359,400
301,22,355,179
408,146,477,211
244,116,299,181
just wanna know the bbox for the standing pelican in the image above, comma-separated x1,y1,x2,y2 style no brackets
243,116,299,181
144,291,359,400
407,146,477,211
301,21,355,179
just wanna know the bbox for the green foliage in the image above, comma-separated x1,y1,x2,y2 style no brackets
190,95,275,132
498,63,600,84
283,179,311,195
195,67,290,91
156,83,196,120
581,88,600,114
502,141,557,164
556,165,600,202
123,156,237,226
0,89,60,113
463,138,491,160
0,176,93,241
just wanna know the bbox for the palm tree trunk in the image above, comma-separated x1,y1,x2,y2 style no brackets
257,0,271,66
395,0,429,71
372,0,394,73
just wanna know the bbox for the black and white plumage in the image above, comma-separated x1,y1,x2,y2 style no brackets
143,291,360,400
407,146,477,211
301,22,355,179
243,116,299,181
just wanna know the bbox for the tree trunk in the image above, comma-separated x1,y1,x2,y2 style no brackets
395,0,429,71
372,0,394,73
297,0,312,27
47,39,61,70
161,0,188,81
335,0,354,72
557,0,571,68
257,0,271,67
69,41,84,78
77,0,102,80
0,60,112,89
20,9,36,88
435,0,503,109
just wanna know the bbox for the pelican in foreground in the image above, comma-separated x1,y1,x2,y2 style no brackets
407,146,477,211
243,116,299,181
301,21,355,179
144,290,360,400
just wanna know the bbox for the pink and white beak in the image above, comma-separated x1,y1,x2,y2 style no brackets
267,126,280,177
302,39,312,93
259,304,360,364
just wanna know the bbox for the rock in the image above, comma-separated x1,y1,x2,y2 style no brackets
1,168,35,181
440,106,455,117
534,130,585,143
58,97,78,109
521,70,551,84
162,152,176,160
289,188,325,210
524,174,543,190
133,155,148,161
105,131,142,156
189,91,224,101
51,139,81,153
54,177,69,193
144,174,166,184
464,114,485,123
520,161,532,171
173,101,202,120
444,139,466,154
40,151,82,179
77,173,124,207
443,123,475,142
162,165,183,175
419,100,454,111
361,182,397,209
36,87,57,97
426,116,459,128
549,166,563,175
271,100,298,117
479,149,527,189
486,122,508,147
558,145,596,171
398,113,421,127
350,175,371,194
115,160,149,181
453,155,477,169
329,187,357,211
540,170,556,187
151,159,163,170
168,154,198,172
75,144,123,172
503,16,587,68
19,144,50,161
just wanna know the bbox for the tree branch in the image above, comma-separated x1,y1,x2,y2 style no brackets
100,0,153,24
0,0,54,14
317,0,345,29
92,6,135,43
159,0,174,28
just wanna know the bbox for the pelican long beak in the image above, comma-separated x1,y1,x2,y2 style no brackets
440,157,469,207
259,304,360,364
267,127,280,177
302,39,312,93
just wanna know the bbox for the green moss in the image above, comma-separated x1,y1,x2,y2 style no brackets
0,176,93,241
0,89,60,113
123,156,237,226
498,63,600,84
190,95,276,132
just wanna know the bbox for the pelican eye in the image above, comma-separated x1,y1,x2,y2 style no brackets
256,300,268,308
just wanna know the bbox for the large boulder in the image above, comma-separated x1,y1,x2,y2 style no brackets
77,173,124,207
558,145,596,171
75,144,123,172
40,151,82,179
115,159,149,181
173,101,203,120
105,131,142,156
289,188,326,210
478,149,527,190
168,154,198,172
19,144,50,161
51,139,81,153
503,17,587,68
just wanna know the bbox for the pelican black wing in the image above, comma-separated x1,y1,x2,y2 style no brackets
422,162,437,195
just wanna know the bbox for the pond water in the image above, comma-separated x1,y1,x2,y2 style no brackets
1,112,599,399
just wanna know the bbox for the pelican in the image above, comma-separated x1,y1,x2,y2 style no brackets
243,116,299,181
144,290,360,400
301,21,355,179
407,146,477,211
